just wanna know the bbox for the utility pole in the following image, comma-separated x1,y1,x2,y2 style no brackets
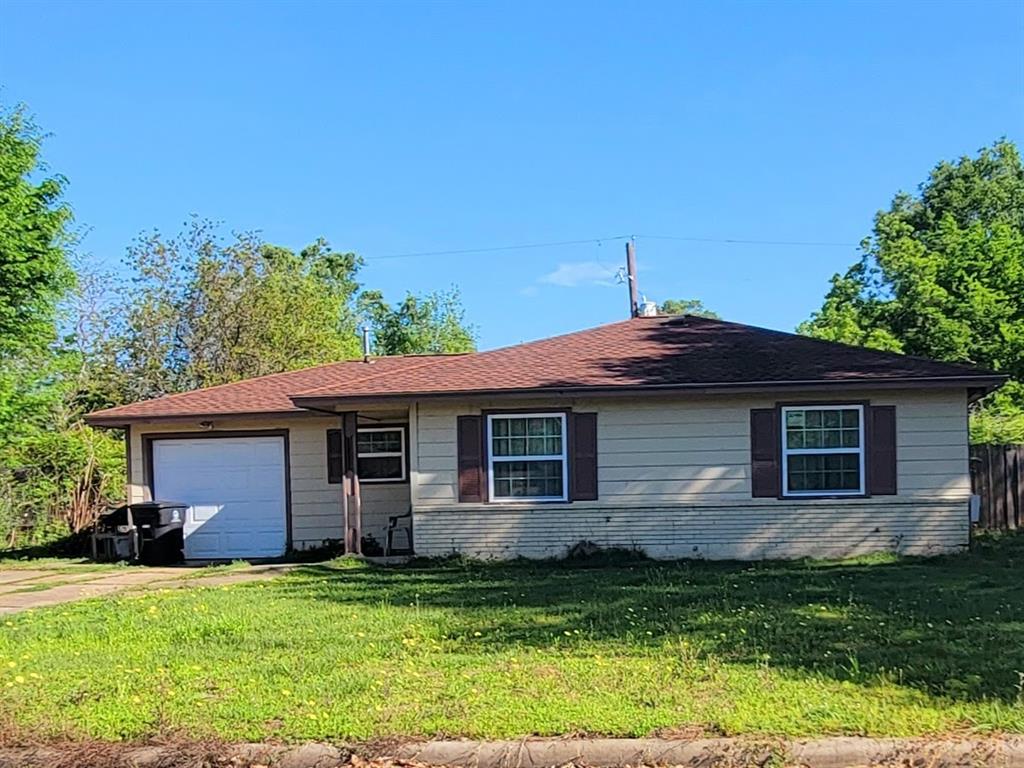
625,238,639,318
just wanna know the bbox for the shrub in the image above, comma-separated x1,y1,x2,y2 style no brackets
0,423,124,549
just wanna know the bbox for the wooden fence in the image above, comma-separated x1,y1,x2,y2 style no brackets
970,444,1023,530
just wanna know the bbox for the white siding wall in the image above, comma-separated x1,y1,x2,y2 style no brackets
411,389,971,560
128,416,410,551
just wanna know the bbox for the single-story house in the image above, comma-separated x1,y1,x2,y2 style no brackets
85,315,1004,561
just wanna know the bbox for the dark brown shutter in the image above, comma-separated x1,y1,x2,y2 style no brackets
750,408,781,498
570,412,598,501
457,415,486,502
867,405,897,495
327,429,343,484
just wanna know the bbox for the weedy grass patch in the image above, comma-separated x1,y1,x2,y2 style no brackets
1,534,1023,742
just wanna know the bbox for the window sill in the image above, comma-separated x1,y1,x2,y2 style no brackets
780,493,870,500
488,498,569,504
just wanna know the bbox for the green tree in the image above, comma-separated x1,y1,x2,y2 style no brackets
111,220,364,401
0,107,123,548
0,104,74,357
657,298,720,318
359,287,476,356
103,222,478,401
800,140,1024,442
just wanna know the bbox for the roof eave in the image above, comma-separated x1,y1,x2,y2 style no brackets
84,408,308,428
84,374,1007,424
288,374,1009,410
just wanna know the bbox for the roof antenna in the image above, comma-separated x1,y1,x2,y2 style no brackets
625,238,639,318
362,326,373,363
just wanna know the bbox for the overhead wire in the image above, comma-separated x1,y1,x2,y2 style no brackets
363,232,859,262
363,235,632,261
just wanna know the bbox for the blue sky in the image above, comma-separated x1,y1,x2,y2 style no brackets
2,1,1021,350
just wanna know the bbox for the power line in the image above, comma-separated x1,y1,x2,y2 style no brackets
365,235,632,261
637,234,859,248
362,232,859,262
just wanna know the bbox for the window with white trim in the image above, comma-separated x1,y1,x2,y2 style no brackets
487,413,568,501
781,405,864,496
356,427,406,482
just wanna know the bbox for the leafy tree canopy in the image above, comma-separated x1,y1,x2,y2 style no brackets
799,139,1024,442
657,298,720,318
0,104,74,356
359,287,476,356
96,219,478,405
0,106,121,547
103,219,364,403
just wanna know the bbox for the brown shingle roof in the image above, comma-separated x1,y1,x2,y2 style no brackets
87,316,1004,424
84,354,455,424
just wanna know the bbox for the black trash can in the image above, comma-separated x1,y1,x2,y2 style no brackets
93,501,187,565
133,501,186,565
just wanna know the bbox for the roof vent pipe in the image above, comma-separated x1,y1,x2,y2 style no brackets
362,326,372,363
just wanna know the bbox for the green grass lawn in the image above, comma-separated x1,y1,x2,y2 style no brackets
2,536,1023,743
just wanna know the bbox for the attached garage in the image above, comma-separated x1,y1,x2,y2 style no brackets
149,433,289,559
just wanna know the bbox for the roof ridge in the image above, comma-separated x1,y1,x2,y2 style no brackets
441,316,644,358
301,353,454,394
286,318,648,399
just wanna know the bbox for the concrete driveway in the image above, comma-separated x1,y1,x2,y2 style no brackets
0,563,297,615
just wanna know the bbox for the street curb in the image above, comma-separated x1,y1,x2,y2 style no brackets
1,736,1022,768
391,737,1024,768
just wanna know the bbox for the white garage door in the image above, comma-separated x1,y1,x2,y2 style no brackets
152,436,287,559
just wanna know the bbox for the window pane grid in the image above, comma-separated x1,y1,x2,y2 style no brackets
356,428,405,482
357,430,403,455
785,407,860,450
782,406,864,496
488,414,567,500
787,453,861,492
491,416,563,458
492,460,564,499
359,456,404,480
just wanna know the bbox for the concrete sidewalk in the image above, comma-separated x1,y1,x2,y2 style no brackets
0,563,298,614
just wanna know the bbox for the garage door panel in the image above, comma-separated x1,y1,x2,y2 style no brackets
217,468,252,494
152,436,288,559
190,503,222,523
250,441,284,462
186,532,222,558
246,472,284,496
